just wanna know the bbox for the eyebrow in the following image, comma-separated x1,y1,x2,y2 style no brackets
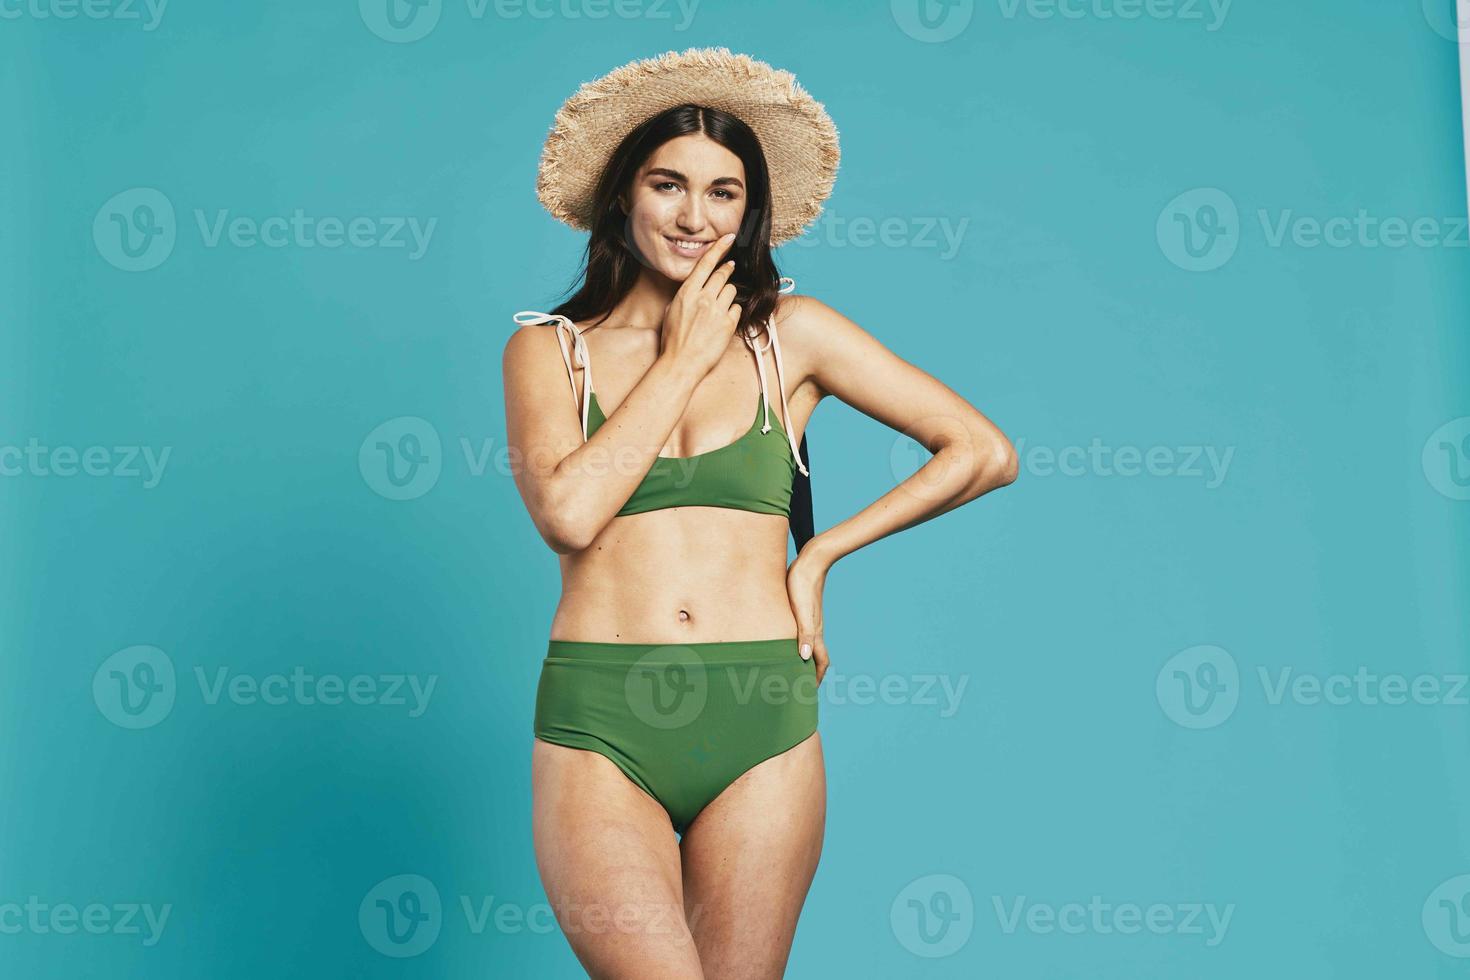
645,167,745,190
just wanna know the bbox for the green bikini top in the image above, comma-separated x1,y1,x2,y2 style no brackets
514,277,810,518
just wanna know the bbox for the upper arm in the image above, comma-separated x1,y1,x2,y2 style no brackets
501,324,586,541
786,295,1016,472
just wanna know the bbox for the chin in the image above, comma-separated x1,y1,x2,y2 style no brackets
647,250,695,282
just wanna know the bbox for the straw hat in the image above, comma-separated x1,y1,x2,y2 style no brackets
534,47,840,247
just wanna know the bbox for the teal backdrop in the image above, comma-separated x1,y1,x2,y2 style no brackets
3,1,1469,977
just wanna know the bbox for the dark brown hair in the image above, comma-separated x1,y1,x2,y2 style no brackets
547,104,815,553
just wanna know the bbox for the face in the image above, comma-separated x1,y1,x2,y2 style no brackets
619,133,748,281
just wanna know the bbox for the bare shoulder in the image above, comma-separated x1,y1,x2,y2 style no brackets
773,289,919,409
502,315,577,392
772,290,871,401
774,290,883,359
502,317,550,374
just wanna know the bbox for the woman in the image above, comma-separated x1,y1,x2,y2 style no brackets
504,48,1018,979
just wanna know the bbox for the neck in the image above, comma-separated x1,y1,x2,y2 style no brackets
597,268,683,333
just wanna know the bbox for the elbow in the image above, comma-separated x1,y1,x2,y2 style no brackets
968,437,1018,497
543,526,589,556
994,439,1019,487
539,481,601,554
542,511,598,555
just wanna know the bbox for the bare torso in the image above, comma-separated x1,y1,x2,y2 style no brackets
547,295,820,645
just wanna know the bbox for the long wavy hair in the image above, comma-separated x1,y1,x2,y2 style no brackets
546,104,815,553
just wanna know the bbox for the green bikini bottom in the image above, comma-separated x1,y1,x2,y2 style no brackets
533,637,819,836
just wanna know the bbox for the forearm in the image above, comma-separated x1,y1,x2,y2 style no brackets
802,439,1017,568
542,354,705,551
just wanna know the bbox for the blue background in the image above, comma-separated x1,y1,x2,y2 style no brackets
3,0,1469,976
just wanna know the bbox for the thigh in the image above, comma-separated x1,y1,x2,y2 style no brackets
678,731,826,980
532,738,705,980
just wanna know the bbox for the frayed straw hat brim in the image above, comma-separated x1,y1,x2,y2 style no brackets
535,47,840,247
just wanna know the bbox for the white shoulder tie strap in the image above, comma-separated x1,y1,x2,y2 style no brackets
740,277,809,477
511,310,593,441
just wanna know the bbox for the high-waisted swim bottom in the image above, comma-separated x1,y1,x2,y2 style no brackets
533,637,819,836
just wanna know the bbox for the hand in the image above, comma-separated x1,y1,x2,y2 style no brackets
786,543,832,686
658,232,742,378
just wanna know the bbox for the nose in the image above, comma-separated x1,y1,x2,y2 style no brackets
675,193,708,234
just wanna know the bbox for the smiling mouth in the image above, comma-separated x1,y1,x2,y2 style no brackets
663,235,715,256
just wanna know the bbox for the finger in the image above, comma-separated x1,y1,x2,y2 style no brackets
702,257,737,298
798,631,815,663
812,637,829,686
715,282,738,311
686,231,736,291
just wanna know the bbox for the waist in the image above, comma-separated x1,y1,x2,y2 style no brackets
545,636,800,665
555,517,795,642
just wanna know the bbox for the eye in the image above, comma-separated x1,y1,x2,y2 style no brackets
712,188,736,201
655,181,681,192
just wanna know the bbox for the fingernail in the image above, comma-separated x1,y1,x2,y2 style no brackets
721,232,735,242
800,643,811,659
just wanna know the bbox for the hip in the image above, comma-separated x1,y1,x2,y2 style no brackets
535,636,817,728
